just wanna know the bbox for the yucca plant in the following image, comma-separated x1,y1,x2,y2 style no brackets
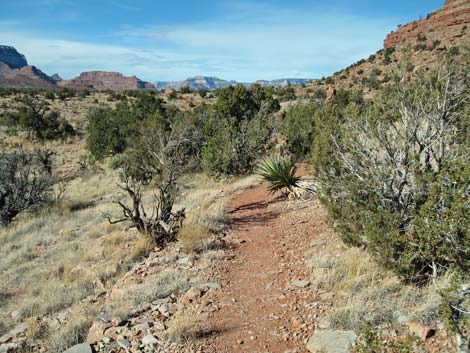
256,156,317,199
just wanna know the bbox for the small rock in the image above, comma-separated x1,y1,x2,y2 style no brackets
291,279,310,288
142,334,158,346
176,257,192,265
10,323,28,335
117,338,131,349
62,343,93,353
306,330,357,353
111,317,124,327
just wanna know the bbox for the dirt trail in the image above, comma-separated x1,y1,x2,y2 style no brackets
199,183,327,353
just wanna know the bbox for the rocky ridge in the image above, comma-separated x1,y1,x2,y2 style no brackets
384,0,470,48
0,62,58,90
302,0,469,99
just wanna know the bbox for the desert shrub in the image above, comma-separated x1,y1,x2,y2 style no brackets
200,85,280,175
356,322,416,353
414,43,427,51
276,85,296,101
447,46,460,57
325,77,335,84
86,94,179,160
197,88,208,98
0,150,54,226
281,101,318,158
86,105,138,159
383,47,395,65
316,65,469,282
166,305,202,342
431,39,441,50
313,88,327,100
12,97,74,140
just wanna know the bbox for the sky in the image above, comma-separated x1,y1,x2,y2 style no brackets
0,0,444,82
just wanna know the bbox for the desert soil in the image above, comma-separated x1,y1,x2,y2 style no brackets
198,183,329,353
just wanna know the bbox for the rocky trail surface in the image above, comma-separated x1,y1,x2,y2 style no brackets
197,184,330,353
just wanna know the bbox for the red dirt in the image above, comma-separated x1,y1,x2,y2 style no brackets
198,184,326,353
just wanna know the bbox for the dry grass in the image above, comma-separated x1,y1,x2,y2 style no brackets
107,269,190,318
166,305,203,342
309,247,438,330
0,165,136,335
176,173,258,230
131,236,154,260
178,223,212,253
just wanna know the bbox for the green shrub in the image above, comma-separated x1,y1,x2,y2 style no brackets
200,85,280,175
356,322,417,353
14,97,75,140
315,66,469,282
281,101,318,158
383,47,395,65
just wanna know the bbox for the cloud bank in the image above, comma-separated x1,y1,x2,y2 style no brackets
0,2,397,81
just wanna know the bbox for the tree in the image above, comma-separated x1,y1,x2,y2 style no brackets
0,150,54,226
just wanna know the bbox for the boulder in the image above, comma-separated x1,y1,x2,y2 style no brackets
306,330,357,353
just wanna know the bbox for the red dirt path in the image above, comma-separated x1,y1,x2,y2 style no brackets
198,184,329,353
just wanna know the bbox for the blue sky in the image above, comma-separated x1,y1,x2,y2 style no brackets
0,0,444,82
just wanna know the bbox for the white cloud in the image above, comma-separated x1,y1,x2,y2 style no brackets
0,2,397,81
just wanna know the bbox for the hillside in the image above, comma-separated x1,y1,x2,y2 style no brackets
302,0,469,98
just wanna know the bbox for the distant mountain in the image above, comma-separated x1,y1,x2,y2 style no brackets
155,76,311,91
0,46,156,91
155,76,239,91
254,78,311,87
0,45,28,69
0,63,58,90
59,71,155,91
50,73,63,83
0,45,60,89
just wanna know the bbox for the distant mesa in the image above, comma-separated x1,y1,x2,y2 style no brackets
59,71,155,91
155,76,239,91
155,76,311,91
254,78,311,87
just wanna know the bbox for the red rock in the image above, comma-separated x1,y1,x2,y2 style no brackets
87,321,112,343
